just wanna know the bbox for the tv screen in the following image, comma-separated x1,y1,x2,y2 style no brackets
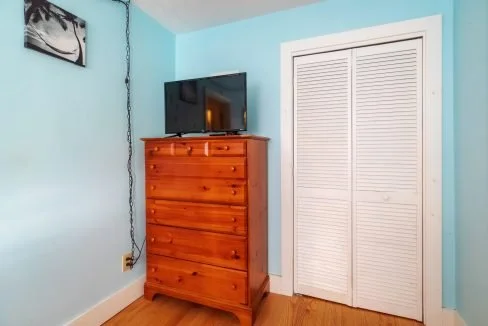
165,73,247,134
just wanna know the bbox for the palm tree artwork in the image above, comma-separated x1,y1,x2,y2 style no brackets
24,0,86,67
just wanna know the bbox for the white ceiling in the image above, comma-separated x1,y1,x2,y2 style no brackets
134,0,321,33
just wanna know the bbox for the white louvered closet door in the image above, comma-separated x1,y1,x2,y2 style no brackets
352,39,423,321
294,49,352,305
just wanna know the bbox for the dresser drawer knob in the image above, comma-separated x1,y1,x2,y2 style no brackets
187,146,193,154
231,250,240,260
232,284,237,290
230,166,236,172
150,164,155,169
191,271,198,276
151,209,155,214
151,267,157,273
231,190,237,195
224,146,230,151
232,217,237,222
150,186,156,190
168,238,173,244
150,237,155,243
153,146,159,152
177,276,183,283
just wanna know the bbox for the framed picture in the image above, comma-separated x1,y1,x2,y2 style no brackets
180,81,198,104
24,0,86,67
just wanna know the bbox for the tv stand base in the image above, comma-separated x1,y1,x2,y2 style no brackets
165,133,184,138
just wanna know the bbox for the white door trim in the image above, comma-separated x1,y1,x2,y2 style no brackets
280,15,443,325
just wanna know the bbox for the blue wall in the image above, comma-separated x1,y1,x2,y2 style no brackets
176,0,456,307
0,1,174,325
454,0,488,324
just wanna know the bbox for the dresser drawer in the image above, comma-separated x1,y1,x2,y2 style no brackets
146,141,209,157
147,255,248,305
146,157,246,179
147,200,247,235
209,141,246,157
146,177,247,205
147,225,247,270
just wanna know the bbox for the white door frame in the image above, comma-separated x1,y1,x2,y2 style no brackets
280,15,443,325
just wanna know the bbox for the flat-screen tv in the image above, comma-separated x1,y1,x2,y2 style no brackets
165,73,247,134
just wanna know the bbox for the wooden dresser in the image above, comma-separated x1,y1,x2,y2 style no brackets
142,135,269,326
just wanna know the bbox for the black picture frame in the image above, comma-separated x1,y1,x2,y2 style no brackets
24,0,87,67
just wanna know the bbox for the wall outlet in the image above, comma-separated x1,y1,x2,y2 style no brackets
122,252,133,272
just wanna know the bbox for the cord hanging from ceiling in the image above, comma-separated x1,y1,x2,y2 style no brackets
111,0,145,268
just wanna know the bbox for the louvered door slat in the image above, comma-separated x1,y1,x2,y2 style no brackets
294,49,352,306
352,39,423,321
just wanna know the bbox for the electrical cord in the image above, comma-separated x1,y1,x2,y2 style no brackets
111,0,144,268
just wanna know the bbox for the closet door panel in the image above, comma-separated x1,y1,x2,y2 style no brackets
294,49,352,305
352,39,423,321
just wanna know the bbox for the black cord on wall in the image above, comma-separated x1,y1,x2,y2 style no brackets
111,0,144,268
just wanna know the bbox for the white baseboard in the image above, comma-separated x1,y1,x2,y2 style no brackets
454,312,467,326
66,275,146,326
270,274,287,296
427,309,466,326
269,274,283,295
442,309,466,326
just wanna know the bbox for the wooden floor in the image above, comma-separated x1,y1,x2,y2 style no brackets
105,293,424,326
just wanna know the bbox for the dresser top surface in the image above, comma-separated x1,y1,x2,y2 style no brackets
141,134,270,142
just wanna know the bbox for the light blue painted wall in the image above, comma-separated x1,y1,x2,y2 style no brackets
454,0,488,324
0,1,174,325
176,0,456,307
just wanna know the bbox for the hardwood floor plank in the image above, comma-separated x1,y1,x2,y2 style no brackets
340,302,356,326
104,293,424,326
320,298,338,326
272,294,295,326
254,293,287,325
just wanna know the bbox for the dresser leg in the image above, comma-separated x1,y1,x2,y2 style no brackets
144,284,157,301
235,310,253,326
